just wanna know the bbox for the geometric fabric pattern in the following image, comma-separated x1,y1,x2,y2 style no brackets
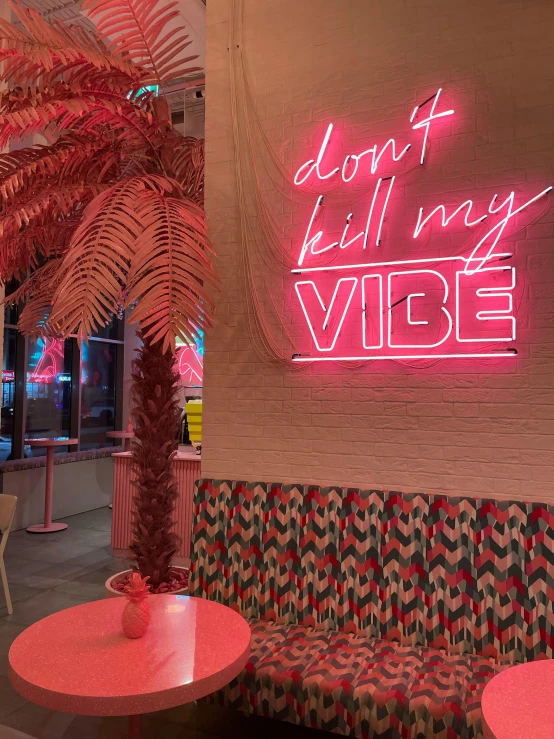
208,620,508,739
189,480,554,736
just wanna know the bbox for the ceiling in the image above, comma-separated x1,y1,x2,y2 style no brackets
17,0,206,131
18,0,206,67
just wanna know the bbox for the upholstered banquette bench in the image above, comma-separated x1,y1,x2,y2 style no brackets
189,480,554,738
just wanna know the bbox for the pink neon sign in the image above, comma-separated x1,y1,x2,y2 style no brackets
291,88,552,363
176,344,203,385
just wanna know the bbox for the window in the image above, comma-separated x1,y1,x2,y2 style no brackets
0,328,17,461
25,338,73,455
80,340,117,450
1,317,124,460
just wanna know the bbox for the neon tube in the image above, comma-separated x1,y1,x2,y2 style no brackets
370,141,411,175
294,278,358,352
339,213,364,250
292,353,516,361
363,178,382,249
376,176,395,245
414,199,487,238
294,124,340,185
362,274,384,349
297,195,324,266
464,186,553,274
411,88,454,164
292,253,513,275
406,294,428,325
387,269,452,348
455,267,516,342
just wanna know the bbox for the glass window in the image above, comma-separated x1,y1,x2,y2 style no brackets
0,328,17,461
90,316,123,342
175,332,204,387
4,278,19,327
80,341,116,450
25,337,72,455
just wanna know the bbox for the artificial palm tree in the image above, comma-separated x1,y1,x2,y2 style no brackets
0,0,217,589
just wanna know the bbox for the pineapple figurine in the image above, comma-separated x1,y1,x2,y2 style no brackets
122,573,150,639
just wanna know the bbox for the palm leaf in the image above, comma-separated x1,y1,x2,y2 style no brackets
0,206,79,280
125,191,217,352
166,135,204,203
0,136,115,204
5,258,64,337
50,175,173,342
0,85,161,150
83,0,201,86
0,183,106,238
0,4,144,84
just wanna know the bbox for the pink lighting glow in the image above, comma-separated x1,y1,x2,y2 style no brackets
293,124,340,185
29,339,64,384
465,186,553,274
295,278,358,352
176,345,203,385
290,87,552,363
410,88,454,165
414,200,487,238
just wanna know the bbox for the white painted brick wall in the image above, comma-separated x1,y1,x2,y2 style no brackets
202,0,554,502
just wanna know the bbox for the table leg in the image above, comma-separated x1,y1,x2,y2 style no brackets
128,714,142,739
27,446,68,533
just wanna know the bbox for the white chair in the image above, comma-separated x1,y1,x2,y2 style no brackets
0,495,16,615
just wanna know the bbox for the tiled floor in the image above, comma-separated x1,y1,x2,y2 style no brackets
0,508,325,739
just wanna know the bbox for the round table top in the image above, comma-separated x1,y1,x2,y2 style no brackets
482,660,554,739
24,437,79,447
105,431,134,439
9,595,251,717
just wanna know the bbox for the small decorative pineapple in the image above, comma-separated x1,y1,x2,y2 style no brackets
121,573,150,639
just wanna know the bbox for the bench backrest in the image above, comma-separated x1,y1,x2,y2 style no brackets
189,479,554,663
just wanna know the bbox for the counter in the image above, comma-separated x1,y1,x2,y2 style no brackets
111,450,201,564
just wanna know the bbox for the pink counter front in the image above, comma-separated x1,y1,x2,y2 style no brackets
111,451,201,565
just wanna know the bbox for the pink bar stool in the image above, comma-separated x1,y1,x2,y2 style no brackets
105,431,134,452
24,437,78,533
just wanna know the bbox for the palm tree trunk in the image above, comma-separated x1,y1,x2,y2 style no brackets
129,330,181,590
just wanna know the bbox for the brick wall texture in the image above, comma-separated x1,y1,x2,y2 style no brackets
201,0,554,502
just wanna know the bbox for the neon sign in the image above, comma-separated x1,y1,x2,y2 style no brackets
28,338,64,382
291,88,552,363
175,332,203,385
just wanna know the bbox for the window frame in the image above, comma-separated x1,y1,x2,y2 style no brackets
3,323,125,460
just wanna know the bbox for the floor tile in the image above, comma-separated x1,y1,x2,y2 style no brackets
15,575,70,591
5,544,100,566
4,559,49,579
2,591,90,627
0,675,28,719
64,548,115,568
33,563,100,582
0,506,318,739
69,567,118,586
52,580,106,600
0,622,25,676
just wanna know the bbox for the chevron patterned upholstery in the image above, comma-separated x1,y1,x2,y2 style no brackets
190,480,554,738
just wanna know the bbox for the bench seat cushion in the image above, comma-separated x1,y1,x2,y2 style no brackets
205,620,508,739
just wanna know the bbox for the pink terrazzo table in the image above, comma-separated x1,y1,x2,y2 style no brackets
482,660,554,739
8,595,251,739
106,431,134,452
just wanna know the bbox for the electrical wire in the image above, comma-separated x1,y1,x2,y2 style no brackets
227,1,546,370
